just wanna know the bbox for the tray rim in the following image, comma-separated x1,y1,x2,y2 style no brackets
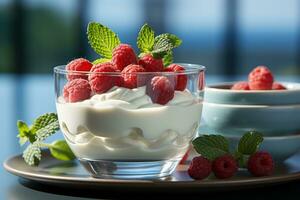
4,152,300,189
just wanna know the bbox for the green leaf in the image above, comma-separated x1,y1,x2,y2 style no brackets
162,50,173,66
237,131,264,155
32,113,58,133
152,36,174,55
23,142,41,166
156,33,182,48
87,22,121,59
192,135,229,160
35,120,60,141
137,23,155,53
17,120,35,145
49,140,76,161
92,58,110,65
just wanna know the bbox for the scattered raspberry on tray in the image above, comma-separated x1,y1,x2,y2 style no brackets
146,76,175,105
231,81,250,90
248,66,274,90
89,62,121,94
63,79,91,103
112,44,137,71
164,64,187,91
188,156,212,180
212,155,238,179
247,151,274,177
138,54,164,72
122,64,146,89
272,82,286,90
66,58,93,80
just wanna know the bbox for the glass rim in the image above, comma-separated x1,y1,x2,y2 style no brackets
53,63,205,76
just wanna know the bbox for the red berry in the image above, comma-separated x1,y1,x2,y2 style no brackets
89,62,120,94
164,64,188,91
112,44,137,71
63,79,91,103
66,58,93,80
146,76,175,105
138,54,164,72
272,82,286,90
188,156,212,180
122,64,146,89
248,66,274,90
212,155,238,179
231,81,250,90
247,151,274,177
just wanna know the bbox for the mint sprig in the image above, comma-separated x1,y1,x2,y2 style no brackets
87,22,121,59
192,131,264,167
17,113,75,166
136,23,182,66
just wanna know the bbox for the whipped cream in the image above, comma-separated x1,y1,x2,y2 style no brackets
56,86,203,160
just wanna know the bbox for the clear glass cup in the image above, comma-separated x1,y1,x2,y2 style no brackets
54,64,205,179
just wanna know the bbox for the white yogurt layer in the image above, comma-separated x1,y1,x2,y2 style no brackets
56,86,203,161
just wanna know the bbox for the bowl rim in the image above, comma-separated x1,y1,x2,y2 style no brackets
205,82,300,93
54,63,206,76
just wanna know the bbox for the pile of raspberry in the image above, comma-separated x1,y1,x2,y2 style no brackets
188,151,274,180
231,66,286,90
63,44,188,104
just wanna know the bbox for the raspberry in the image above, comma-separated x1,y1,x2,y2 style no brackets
122,64,146,89
112,44,137,71
212,155,238,179
248,66,274,90
146,76,175,105
138,54,164,72
63,79,91,103
66,58,93,80
272,82,286,90
231,81,250,90
247,151,274,177
89,62,121,94
188,156,212,180
164,64,187,91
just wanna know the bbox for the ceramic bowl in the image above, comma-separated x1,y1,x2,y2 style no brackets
203,82,300,136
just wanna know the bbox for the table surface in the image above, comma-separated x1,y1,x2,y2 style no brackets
1,74,300,200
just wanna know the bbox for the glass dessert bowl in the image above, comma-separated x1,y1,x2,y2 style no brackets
54,63,205,179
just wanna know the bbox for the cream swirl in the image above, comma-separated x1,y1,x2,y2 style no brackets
61,86,199,109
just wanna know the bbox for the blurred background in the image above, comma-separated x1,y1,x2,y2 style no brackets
1,0,300,166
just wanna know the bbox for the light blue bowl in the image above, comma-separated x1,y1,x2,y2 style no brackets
203,82,300,136
226,134,300,162
205,82,300,105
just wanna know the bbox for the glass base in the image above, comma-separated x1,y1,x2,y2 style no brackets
79,158,180,179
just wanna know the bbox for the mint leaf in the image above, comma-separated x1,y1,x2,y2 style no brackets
237,131,264,155
162,50,173,66
32,113,58,133
35,120,60,141
17,120,33,145
156,33,182,48
49,140,76,161
92,58,110,65
23,142,41,166
137,23,155,53
151,33,182,58
87,22,121,58
192,135,229,160
17,120,36,144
